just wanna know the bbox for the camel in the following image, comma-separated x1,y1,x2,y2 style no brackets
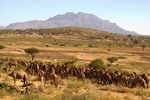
8,60,17,68
44,68,58,86
38,69,46,85
131,76,147,88
8,69,28,86
140,73,149,88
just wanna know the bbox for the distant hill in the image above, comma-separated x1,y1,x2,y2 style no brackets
0,26,4,29
0,27,149,47
4,12,138,35
0,27,138,41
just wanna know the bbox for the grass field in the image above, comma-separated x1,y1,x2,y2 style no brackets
0,28,150,100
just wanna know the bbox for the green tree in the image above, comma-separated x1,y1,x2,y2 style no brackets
141,45,146,51
24,47,39,60
127,34,132,38
107,57,118,64
0,45,5,49
89,59,105,69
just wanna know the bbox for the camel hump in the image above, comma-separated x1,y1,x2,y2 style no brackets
14,69,27,79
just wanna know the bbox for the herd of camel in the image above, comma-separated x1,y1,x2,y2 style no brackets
0,58,149,89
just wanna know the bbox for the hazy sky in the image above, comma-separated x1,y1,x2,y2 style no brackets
0,0,150,35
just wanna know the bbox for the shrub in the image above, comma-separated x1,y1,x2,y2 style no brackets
88,44,95,48
133,40,140,44
107,64,111,66
89,59,105,69
107,57,118,64
46,45,50,47
117,56,127,59
0,45,5,49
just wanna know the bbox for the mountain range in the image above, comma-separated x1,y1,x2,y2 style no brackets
0,26,4,29
1,12,138,35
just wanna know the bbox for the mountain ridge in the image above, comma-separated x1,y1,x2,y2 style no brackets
0,26,4,29
2,12,138,35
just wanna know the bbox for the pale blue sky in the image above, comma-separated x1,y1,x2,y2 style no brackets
0,0,150,35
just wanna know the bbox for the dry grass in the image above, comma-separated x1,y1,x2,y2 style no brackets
1,40,150,73
0,33,150,100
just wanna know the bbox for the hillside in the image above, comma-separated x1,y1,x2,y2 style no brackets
4,12,138,35
0,27,149,48
0,26,4,29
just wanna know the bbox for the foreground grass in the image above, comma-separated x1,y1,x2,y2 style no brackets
1,76,148,100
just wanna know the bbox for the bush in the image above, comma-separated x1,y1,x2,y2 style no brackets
107,57,118,64
133,40,140,44
0,45,5,49
117,56,127,59
89,59,105,69
46,45,50,47
88,44,95,48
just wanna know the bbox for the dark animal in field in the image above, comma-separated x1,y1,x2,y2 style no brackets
115,73,127,86
38,69,46,85
131,76,147,88
26,61,39,75
18,60,29,67
2,58,149,89
109,71,119,85
8,60,17,68
77,71,85,81
45,68,58,86
140,73,149,88
98,71,112,85
8,69,28,86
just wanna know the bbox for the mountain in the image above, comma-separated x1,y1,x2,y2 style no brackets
5,12,138,35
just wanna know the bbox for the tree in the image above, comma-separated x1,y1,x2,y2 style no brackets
24,47,39,60
0,45,5,49
141,45,146,51
127,34,132,38
89,59,105,69
107,57,118,64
